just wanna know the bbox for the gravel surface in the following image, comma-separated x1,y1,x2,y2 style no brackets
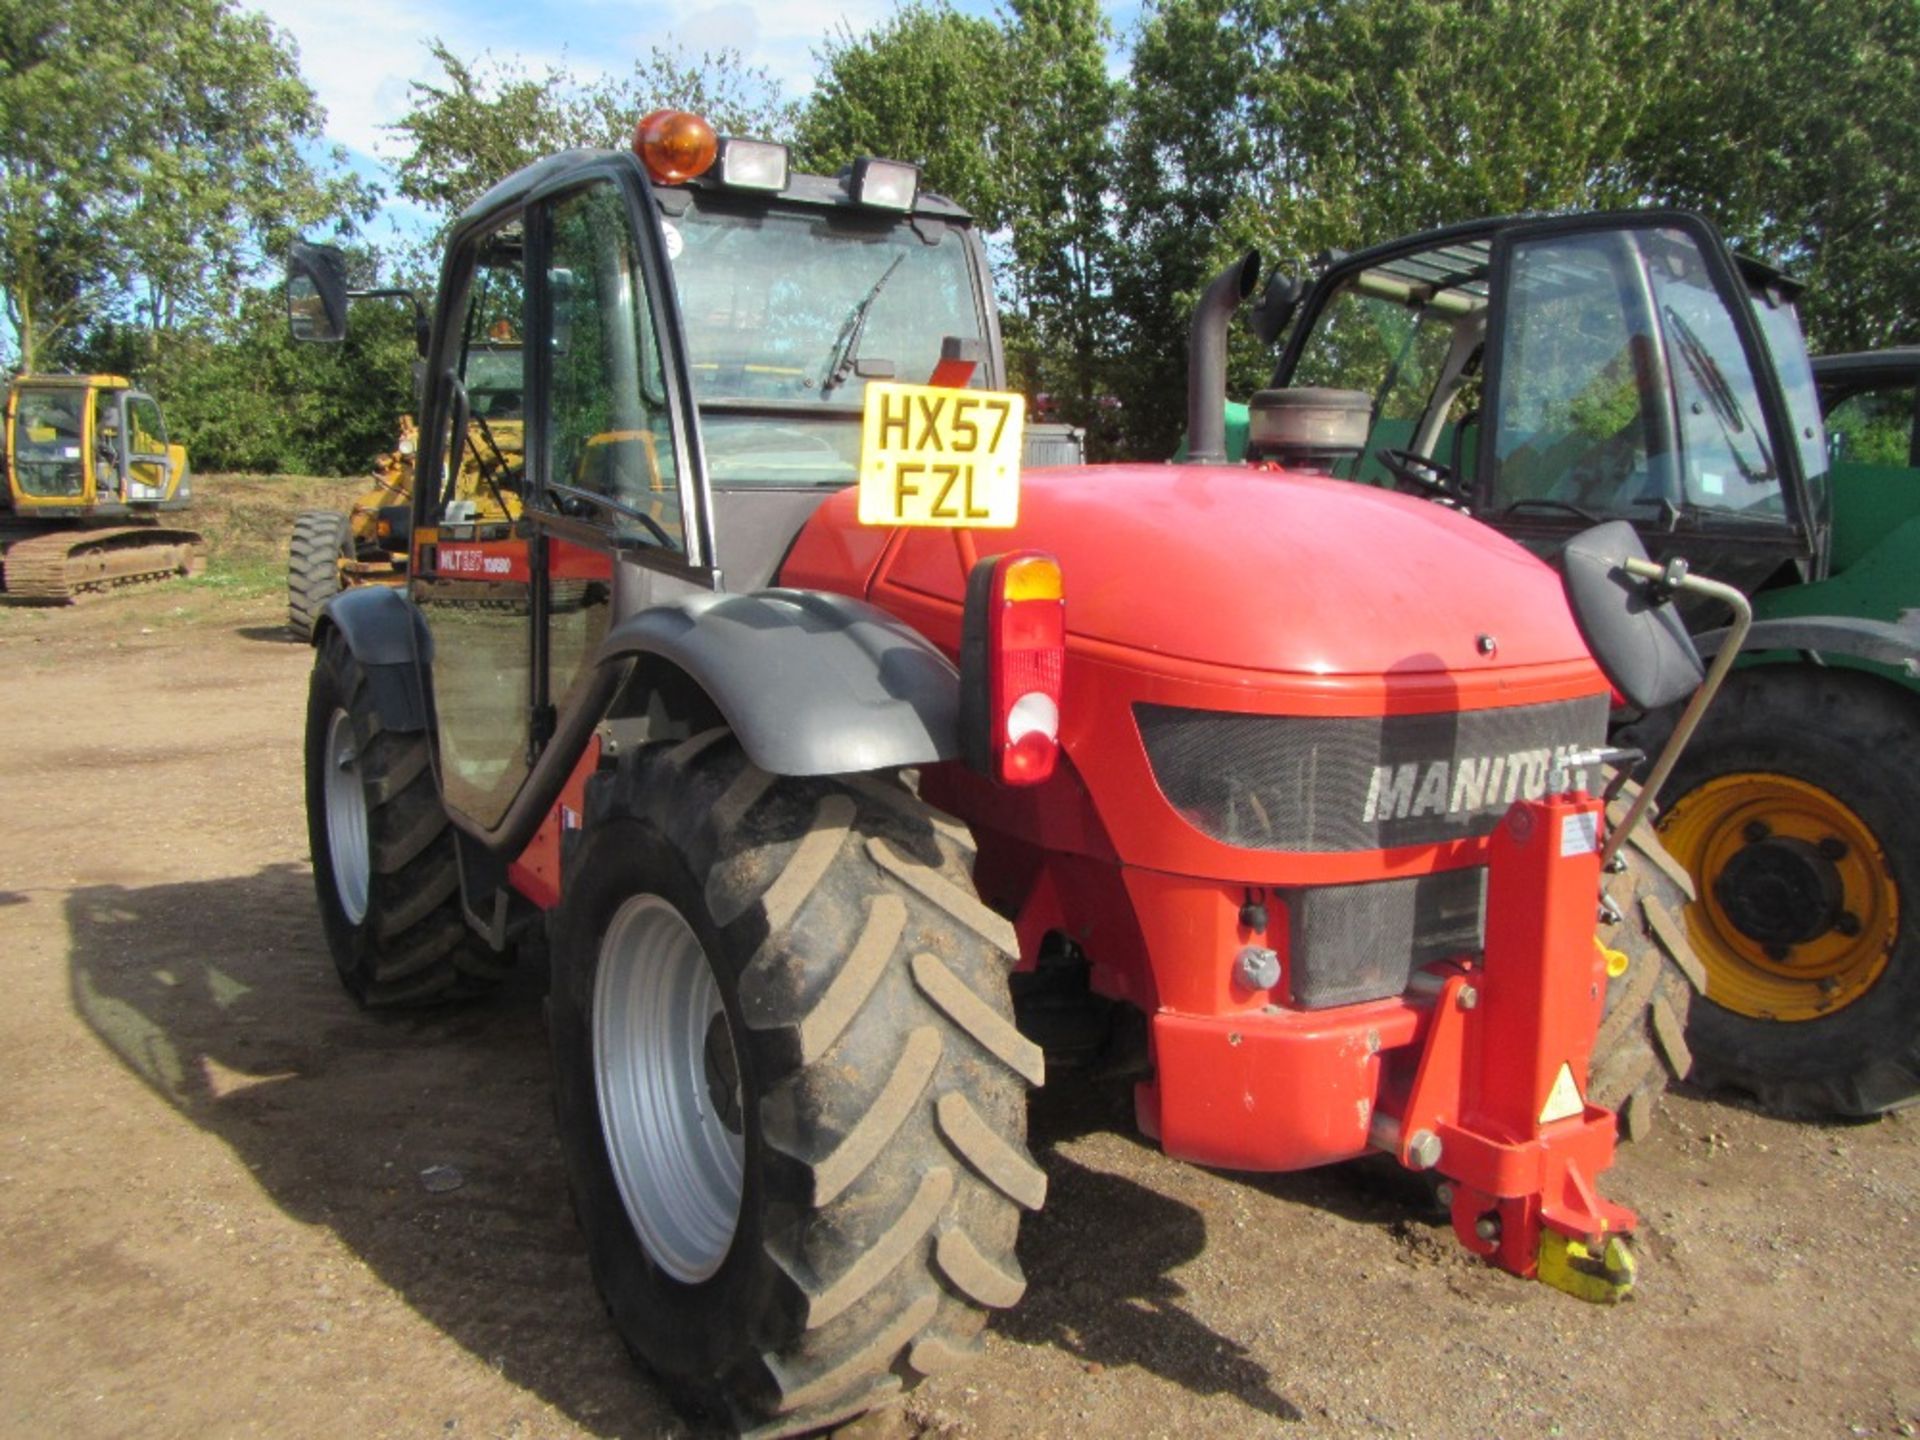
0,568,1914,1440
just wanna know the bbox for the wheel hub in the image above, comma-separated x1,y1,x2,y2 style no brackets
322,707,371,925
703,1011,745,1135
592,894,745,1284
1714,834,1844,950
1660,772,1897,1021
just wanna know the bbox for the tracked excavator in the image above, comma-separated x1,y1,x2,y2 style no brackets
2,374,204,600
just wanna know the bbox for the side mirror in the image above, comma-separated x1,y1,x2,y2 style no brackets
287,242,351,343
1559,519,1755,872
1247,272,1304,347
1557,521,1704,711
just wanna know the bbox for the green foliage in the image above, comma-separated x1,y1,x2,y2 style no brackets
1628,0,1920,352
390,41,795,225
794,5,1015,228
79,280,417,475
1108,0,1920,455
1109,0,1690,454
0,0,374,371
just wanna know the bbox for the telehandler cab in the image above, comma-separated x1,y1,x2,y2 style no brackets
291,114,1738,1435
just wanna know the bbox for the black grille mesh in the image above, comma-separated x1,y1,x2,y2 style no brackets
1136,694,1609,853
1285,868,1485,1008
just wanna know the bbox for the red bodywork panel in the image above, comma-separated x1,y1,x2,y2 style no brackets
494,455,1635,1283
779,462,1636,1277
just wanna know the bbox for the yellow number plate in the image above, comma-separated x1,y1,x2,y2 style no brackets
857,382,1025,528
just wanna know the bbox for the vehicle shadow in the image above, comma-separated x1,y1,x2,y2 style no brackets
65,865,684,1438
1009,1085,1306,1421
233,624,303,644
69,867,1325,1432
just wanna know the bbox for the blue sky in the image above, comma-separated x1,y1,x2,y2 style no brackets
250,0,1145,248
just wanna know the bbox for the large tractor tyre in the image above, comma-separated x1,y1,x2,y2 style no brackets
1651,668,1920,1118
303,628,508,1006
1590,790,1707,1141
288,509,353,640
550,735,1042,1437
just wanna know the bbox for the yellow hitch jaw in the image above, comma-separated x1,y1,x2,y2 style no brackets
1537,1229,1636,1303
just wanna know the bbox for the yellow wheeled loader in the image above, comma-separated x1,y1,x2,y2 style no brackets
287,344,523,637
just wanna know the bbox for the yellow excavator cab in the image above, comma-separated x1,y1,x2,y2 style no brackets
2,374,203,600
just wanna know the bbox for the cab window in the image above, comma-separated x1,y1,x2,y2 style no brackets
1825,384,1916,467
436,218,528,527
1488,227,1785,525
545,181,684,552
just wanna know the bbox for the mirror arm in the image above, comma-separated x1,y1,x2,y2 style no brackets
1598,561,1753,869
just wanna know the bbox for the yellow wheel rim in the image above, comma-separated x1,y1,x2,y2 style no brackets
1660,774,1897,1021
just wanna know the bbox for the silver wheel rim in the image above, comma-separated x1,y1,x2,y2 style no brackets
593,894,745,1282
323,707,371,925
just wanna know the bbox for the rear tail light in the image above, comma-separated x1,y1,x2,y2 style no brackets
961,551,1065,785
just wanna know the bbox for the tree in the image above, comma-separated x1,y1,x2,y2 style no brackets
389,41,795,224
0,0,373,371
794,4,1015,228
796,1,1123,434
1631,0,1920,351
1109,0,1690,455
999,0,1122,424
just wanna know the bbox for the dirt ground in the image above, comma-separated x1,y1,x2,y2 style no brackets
1,480,1916,1440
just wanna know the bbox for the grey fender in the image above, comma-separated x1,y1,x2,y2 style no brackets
1696,609,1920,679
597,588,960,775
312,584,434,733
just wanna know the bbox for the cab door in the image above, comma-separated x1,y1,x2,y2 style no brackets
413,161,710,840
119,392,174,501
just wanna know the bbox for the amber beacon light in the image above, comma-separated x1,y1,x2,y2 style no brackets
632,110,719,184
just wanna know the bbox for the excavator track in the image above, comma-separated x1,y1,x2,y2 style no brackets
2,526,207,602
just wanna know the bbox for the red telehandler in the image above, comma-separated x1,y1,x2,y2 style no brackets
289,112,1740,1435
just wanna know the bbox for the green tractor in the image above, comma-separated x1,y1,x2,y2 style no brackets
1215,219,1920,1117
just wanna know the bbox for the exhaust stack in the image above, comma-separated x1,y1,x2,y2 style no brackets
1183,251,1260,465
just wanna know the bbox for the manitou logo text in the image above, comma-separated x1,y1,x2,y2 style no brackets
1361,746,1592,824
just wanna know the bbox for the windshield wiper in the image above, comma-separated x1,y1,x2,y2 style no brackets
544,479,674,548
1663,304,1777,484
1494,497,1605,524
820,254,906,397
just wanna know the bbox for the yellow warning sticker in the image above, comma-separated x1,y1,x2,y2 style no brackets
1539,1062,1585,1124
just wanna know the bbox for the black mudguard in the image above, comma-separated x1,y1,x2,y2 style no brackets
597,588,961,776
312,584,433,733
1696,610,1920,677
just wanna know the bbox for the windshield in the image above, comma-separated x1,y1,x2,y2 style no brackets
1747,284,1829,533
465,345,525,420
9,387,87,498
1487,226,1791,528
665,197,987,486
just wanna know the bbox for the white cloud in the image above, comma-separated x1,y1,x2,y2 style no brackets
252,0,1128,171
255,0,960,160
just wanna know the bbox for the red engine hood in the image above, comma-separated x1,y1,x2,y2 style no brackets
783,464,1597,678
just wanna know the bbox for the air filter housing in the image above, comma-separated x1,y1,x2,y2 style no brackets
1246,387,1369,473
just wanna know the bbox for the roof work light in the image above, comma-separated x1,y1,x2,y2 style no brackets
852,157,920,211
717,137,790,192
